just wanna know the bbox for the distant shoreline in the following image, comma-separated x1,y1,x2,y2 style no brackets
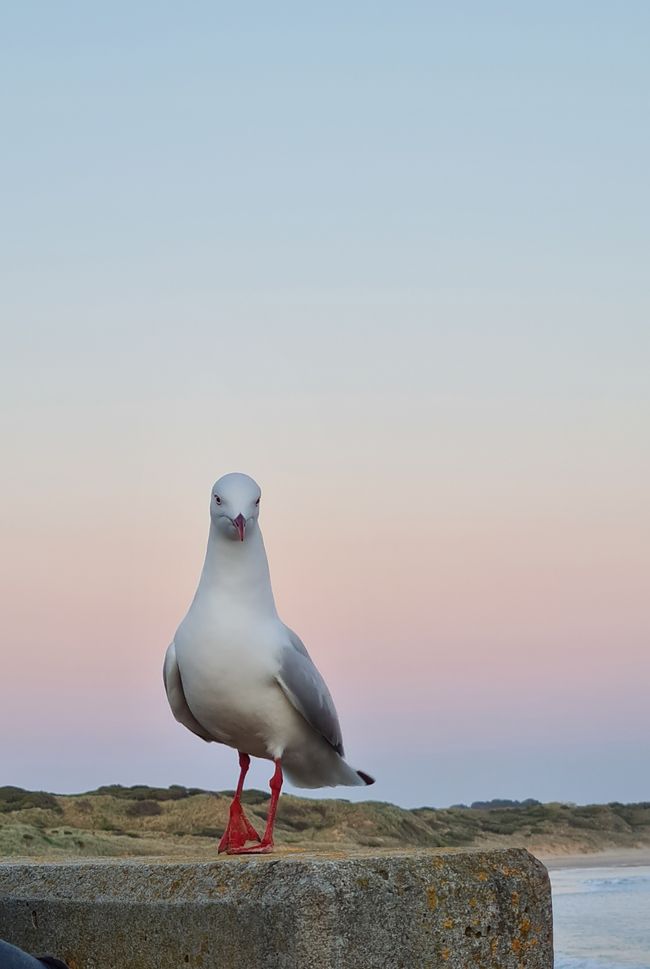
540,847,650,870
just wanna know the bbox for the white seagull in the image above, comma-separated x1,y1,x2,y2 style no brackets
164,472,374,854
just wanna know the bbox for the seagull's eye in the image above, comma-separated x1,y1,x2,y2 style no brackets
255,497,260,506
214,494,222,505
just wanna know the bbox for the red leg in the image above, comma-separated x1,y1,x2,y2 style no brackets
218,752,261,853
228,759,283,855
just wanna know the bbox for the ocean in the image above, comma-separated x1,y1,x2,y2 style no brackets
551,865,650,969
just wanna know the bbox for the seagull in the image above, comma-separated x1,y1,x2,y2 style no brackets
164,472,374,854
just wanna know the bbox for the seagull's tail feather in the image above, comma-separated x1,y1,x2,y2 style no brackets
356,770,375,785
282,736,375,789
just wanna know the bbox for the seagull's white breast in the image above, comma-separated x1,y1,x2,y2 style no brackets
173,595,301,760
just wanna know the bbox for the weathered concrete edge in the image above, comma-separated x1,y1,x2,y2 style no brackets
0,847,549,901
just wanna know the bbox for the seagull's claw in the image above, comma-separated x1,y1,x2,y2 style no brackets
218,798,261,853
226,841,274,855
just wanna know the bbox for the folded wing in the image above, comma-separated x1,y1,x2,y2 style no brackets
163,642,214,743
275,628,344,756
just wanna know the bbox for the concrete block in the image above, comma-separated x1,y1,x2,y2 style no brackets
0,848,552,968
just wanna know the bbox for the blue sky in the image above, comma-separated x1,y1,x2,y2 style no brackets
3,2,649,305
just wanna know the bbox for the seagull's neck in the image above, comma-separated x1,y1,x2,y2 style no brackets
195,522,278,617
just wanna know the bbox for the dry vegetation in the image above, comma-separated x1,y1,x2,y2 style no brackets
1,785,649,861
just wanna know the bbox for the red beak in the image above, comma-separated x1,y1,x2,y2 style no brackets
233,514,246,542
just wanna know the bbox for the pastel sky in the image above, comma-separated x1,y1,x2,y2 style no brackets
1,3,649,808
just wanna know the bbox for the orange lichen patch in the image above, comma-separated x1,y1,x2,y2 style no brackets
440,947,450,961
426,886,438,910
510,914,540,964
477,870,488,881
442,916,454,929
469,896,478,908
511,890,520,907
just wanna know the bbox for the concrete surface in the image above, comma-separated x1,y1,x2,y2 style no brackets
0,848,553,969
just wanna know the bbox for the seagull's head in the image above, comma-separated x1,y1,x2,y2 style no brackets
209,472,262,542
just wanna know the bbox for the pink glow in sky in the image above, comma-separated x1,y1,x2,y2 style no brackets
2,340,648,806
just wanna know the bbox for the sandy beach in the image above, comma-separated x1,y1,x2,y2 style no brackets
540,847,650,870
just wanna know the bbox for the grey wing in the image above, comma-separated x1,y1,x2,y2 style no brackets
275,627,344,756
163,642,214,743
